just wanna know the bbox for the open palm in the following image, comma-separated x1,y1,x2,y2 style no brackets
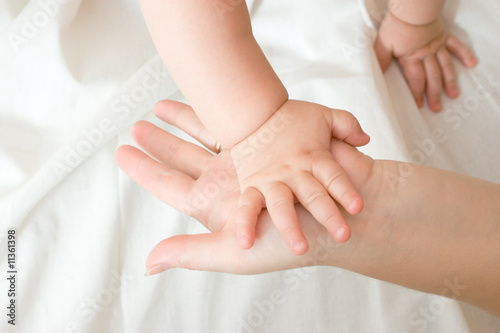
115,100,380,275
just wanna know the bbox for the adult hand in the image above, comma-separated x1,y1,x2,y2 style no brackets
115,99,383,275
115,100,500,316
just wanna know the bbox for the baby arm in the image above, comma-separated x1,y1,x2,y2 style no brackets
141,0,369,254
139,1,370,255
138,0,287,148
375,0,477,111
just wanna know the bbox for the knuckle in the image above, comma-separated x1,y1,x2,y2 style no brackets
428,73,442,82
279,223,297,237
440,56,453,67
267,197,290,211
237,201,253,211
345,112,358,131
445,78,456,86
304,189,329,206
323,214,339,229
176,236,194,270
324,170,347,190
409,72,426,80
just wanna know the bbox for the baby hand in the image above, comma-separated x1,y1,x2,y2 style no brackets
230,100,370,255
374,11,477,112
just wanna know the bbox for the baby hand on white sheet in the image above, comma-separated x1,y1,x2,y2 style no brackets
229,100,370,255
374,11,477,112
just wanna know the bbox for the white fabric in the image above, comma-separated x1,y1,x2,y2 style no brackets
1,0,499,332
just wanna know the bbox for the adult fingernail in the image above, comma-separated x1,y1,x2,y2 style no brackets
144,264,169,277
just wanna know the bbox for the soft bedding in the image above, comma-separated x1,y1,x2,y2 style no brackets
1,0,500,332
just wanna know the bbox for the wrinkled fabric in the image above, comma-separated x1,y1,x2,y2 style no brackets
0,0,499,332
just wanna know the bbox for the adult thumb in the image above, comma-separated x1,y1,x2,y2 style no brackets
144,232,242,276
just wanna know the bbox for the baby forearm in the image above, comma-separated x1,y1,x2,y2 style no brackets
389,0,445,25
139,0,288,147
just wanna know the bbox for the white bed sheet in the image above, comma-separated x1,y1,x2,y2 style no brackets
1,0,499,332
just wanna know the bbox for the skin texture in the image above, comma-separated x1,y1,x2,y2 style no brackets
115,100,500,317
375,1,478,111
138,0,370,254
138,0,287,148
229,100,370,253
138,0,479,255
389,0,446,25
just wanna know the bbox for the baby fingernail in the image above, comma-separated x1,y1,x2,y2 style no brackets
348,198,360,214
416,97,424,107
334,228,346,242
448,85,459,97
238,236,252,249
144,264,169,277
293,241,308,254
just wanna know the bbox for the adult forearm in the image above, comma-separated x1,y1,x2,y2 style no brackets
389,0,445,25
320,161,500,315
139,0,288,147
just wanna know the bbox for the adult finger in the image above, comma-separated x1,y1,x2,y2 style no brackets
401,59,426,107
263,182,309,255
115,145,203,219
153,99,218,152
436,48,459,98
446,34,478,68
145,233,246,275
132,120,211,179
423,56,443,112
288,172,351,243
